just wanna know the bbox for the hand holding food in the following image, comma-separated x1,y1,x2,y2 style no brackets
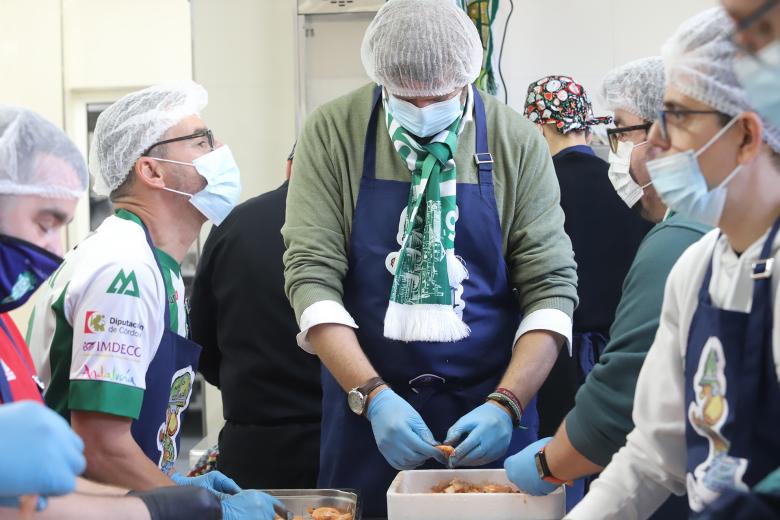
366,388,441,470
444,402,513,467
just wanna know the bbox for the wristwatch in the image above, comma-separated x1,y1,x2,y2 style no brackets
347,376,386,416
534,445,567,485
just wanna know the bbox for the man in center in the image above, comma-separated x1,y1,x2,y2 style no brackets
282,0,578,514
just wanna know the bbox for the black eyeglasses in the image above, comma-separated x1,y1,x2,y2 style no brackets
729,0,779,54
143,129,214,156
606,123,652,153
657,109,727,142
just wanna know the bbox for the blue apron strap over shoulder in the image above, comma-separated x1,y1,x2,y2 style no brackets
0,342,13,403
361,86,384,181
125,212,201,472
732,217,780,450
471,84,494,190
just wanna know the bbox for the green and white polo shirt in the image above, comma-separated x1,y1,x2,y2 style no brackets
28,209,186,420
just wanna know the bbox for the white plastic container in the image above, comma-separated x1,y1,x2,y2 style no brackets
386,469,565,520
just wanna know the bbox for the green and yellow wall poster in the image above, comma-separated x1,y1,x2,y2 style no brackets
460,0,499,95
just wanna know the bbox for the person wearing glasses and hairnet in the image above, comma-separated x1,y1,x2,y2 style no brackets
567,7,780,519
25,82,282,519
504,56,709,519
282,0,577,515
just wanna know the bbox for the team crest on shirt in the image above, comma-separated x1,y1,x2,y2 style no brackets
157,366,194,474
686,337,748,512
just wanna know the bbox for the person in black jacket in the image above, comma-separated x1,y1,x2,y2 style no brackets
524,75,653,439
190,143,322,489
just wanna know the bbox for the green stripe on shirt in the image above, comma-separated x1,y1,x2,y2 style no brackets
69,379,144,419
43,283,74,419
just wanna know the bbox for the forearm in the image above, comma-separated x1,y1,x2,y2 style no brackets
308,324,378,392
72,415,173,491
33,494,150,520
82,444,172,491
545,419,603,481
499,330,563,407
74,477,128,496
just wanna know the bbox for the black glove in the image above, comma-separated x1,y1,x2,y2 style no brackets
128,486,222,520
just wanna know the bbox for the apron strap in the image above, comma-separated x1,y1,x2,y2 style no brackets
471,84,493,188
0,321,19,401
361,86,383,181
732,216,780,449
136,218,172,332
697,235,720,305
0,360,13,403
362,84,493,187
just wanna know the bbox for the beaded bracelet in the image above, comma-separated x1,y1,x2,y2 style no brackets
494,387,524,416
487,392,521,428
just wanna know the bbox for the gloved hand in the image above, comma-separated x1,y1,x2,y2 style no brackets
0,401,85,497
366,388,441,470
171,470,241,497
503,437,560,496
220,489,284,520
444,401,513,467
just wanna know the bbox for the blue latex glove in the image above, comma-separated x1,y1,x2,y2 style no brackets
0,401,85,497
444,401,513,467
171,471,241,496
220,490,283,520
366,388,442,470
503,437,560,496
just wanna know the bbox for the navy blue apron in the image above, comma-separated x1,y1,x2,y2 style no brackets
318,85,539,516
129,218,202,475
684,217,780,516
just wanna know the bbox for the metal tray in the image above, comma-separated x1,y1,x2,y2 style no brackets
266,488,362,519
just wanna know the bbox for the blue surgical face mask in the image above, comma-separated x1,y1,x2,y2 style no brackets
0,234,62,313
608,140,652,208
646,116,741,227
734,41,780,131
388,92,464,138
156,145,242,226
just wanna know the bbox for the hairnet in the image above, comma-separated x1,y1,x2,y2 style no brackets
600,56,665,123
90,80,208,195
0,106,88,199
662,7,780,152
361,0,483,98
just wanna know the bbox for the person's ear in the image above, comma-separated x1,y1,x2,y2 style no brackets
134,157,167,190
737,112,765,166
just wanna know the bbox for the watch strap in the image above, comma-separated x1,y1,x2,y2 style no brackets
536,445,568,485
358,376,386,397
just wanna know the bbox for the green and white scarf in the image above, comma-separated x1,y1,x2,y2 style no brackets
383,97,471,342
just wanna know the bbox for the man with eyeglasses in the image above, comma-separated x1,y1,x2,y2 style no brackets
722,0,780,131
26,82,282,519
567,7,780,518
505,57,709,519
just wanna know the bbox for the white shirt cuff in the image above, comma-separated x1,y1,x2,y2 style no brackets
513,308,573,355
296,300,358,354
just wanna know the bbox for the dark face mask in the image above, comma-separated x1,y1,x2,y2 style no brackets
0,234,63,313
